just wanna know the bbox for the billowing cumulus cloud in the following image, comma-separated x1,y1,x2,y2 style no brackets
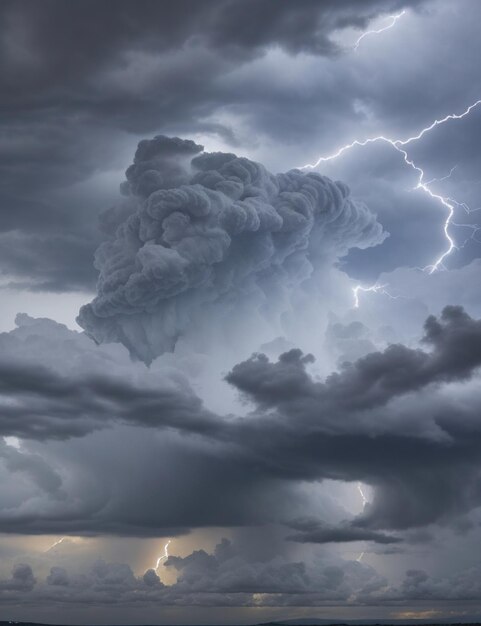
6,546,481,611
78,137,385,363
0,563,36,592
226,305,481,415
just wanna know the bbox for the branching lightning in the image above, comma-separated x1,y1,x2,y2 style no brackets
154,539,171,570
353,10,406,52
300,100,481,171
452,219,481,249
400,146,457,273
352,282,401,308
299,99,481,304
423,165,458,187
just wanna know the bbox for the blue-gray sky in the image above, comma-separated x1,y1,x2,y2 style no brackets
2,1,481,623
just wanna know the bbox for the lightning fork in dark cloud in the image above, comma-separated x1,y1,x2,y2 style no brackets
353,9,406,51
300,99,481,298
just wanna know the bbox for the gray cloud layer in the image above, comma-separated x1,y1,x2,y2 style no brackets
0,543,385,609
2,304,481,537
5,538,481,610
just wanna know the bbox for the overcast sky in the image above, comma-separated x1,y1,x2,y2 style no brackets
2,1,481,624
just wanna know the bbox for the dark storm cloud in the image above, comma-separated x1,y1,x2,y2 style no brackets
0,311,219,441
286,519,401,545
222,307,481,531
396,566,481,601
226,305,481,413
78,141,385,363
2,306,481,536
0,564,36,592
0,189,101,293
0,187,102,292
0,315,304,536
0,0,431,291
2,0,478,296
0,0,421,190
0,0,419,98
122,136,204,197
0,357,219,440
0,231,98,293
355,564,481,604
0,439,64,497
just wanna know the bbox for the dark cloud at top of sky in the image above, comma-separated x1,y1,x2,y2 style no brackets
3,0,480,297
0,0,436,296
0,0,420,96
0,0,424,173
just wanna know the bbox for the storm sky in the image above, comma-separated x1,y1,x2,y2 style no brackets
2,1,481,624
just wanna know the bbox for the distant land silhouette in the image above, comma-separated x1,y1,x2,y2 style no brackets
3,619,481,626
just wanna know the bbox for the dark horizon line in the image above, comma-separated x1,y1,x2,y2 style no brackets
3,618,481,626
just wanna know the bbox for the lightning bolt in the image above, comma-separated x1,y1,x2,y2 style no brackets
354,10,406,52
154,539,171,570
357,482,368,508
299,99,481,301
356,483,369,563
423,165,458,187
46,537,67,552
352,282,401,309
300,100,481,169
452,219,481,249
397,145,456,273
433,169,481,249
